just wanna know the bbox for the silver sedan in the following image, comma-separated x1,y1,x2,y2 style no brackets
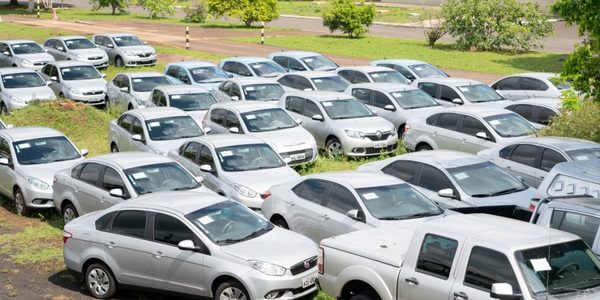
412,77,510,106
0,40,55,70
40,61,107,106
491,72,571,100
0,67,56,113
146,84,219,125
42,36,109,69
63,192,318,299
92,33,157,67
277,71,350,92
105,71,172,110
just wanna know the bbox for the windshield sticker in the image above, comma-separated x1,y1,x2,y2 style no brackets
17,143,31,149
362,193,378,200
131,172,147,179
66,41,73,44
4,76,13,79
322,102,333,107
133,79,142,83
576,155,590,161
147,168,159,173
171,95,181,99
371,73,380,78
220,150,233,157
12,45,20,48
489,120,501,126
414,67,423,71
245,114,256,120
454,172,469,180
245,86,255,91
459,87,470,92
304,58,314,62
164,120,175,124
530,258,552,272
62,68,71,72
313,79,323,83
192,69,204,74
392,92,403,97
198,215,214,225
34,141,47,146
148,121,160,127
114,37,122,41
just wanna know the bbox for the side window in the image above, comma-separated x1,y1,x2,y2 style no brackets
394,66,416,81
221,62,236,74
499,144,516,159
288,58,306,71
416,234,458,279
509,144,538,167
303,100,321,118
292,179,331,205
112,75,124,88
78,163,102,186
520,77,543,91
102,167,128,196
550,210,600,247
220,81,233,95
272,56,288,69
426,113,440,126
177,68,191,84
0,138,11,160
464,247,521,293
460,116,490,137
440,85,460,102
278,75,294,88
382,160,420,184
198,146,215,168
535,107,557,125
295,76,313,91
231,84,241,98
154,214,195,246
285,96,303,114
354,72,369,83
435,113,459,131
372,91,392,109
166,66,178,78
183,142,201,161
158,92,167,107
151,90,162,106
325,183,360,214
338,70,354,83
119,114,134,132
418,164,455,193
49,66,59,80
93,36,104,45
419,82,438,98
103,37,114,48
352,88,372,105
540,148,566,172
131,118,144,136
112,210,147,239
41,64,52,76
70,163,84,178
494,77,520,90
235,63,252,77
225,111,241,131
508,105,534,121
210,109,227,125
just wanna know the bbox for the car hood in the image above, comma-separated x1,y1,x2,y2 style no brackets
185,110,208,126
70,48,107,58
250,127,314,152
333,116,393,133
221,227,317,268
119,45,155,54
5,87,56,101
63,78,107,92
132,91,151,102
466,187,536,209
18,158,83,186
15,52,54,63
223,167,300,194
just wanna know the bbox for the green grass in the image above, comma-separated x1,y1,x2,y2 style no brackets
236,35,567,75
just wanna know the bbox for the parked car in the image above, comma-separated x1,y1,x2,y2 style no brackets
40,61,107,106
491,72,571,100
163,61,229,90
53,152,213,224
358,150,535,209
109,107,207,156
42,36,109,69
0,67,56,113
413,77,510,106
63,192,319,299
319,213,600,300
277,71,350,92
337,66,410,84
92,33,156,67
218,57,286,78
105,71,172,109
214,77,286,102
531,160,600,208
268,51,338,72
504,97,561,128
168,135,300,209
0,127,87,215
262,171,443,242
203,101,318,165
280,91,398,157
478,137,600,188
146,85,218,124
370,59,448,82
0,40,55,70
345,83,445,136
403,106,536,153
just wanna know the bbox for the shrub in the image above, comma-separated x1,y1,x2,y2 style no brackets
322,0,376,38
133,0,175,18
206,0,279,27
183,1,207,23
539,100,600,143
441,0,554,52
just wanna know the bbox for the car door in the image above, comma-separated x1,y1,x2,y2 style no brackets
492,77,523,100
97,166,131,210
113,114,134,151
457,115,495,154
196,145,220,192
538,147,567,184
319,183,370,241
0,137,15,196
288,179,331,242
74,162,104,214
300,99,328,148
503,144,541,187
130,117,150,152
430,113,460,150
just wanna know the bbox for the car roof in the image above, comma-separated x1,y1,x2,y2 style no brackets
348,82,417,93
226,77,278,85
50,60,96,68
88,151,176,169
284,71,338,79
119,72,164,78
167,61,217,68
308,171,405,189
547,160,600,183
515,137,599,151
0,40,38,45
221,57,273,63
371,59,428,66
49,36,89,41
155,84,210,94
96,33,138,37
337,66,394,73
0,126,64,141
442,105,514,117
190,134,267,148
393,150,487,169
268,51,322,59
126,107,188,119
415,77,484,86
116,191,228,215
212,101,279,113
0,67,38,75
502,72,557,80
504,98,561,109
284,91,354,102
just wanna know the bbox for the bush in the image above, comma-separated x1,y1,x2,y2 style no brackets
206,0,279,27
89,0,127,15
539,100,600,143
441,0,554,52
133,0,175,18
322,0,376,38
183,1,207,23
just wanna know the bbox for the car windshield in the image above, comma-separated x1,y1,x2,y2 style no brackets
242,108,297,132
408,64,447,78
322,98,374,119
368,71,410,84
1,73,46,89
301,55,338,71
10,42,45,54
189,66,229,83
311,76,349,92
113,35,144,47
132,76,171,92
169,93,217,111
60,66,101,81
390,89,440,109
64,38,95,50
187,200,273,245
458,84,505,103
567,148,600,161
243,84,285,101
516,239,600,296
484,113,536,138
216,144,285,172
356,184,442,220
13,136,80,165
248,61,286,76
145,116,204,141
124,162,199,195
448,161,528,197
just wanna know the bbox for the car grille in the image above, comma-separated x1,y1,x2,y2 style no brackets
291,282,316,295
88,56,103,60
281,148,314,164
83,91,104,96
365,131,391,141
133,59,156,65
33,61,49,66
290,256,317,276
137,52,152,58
364,143,397,155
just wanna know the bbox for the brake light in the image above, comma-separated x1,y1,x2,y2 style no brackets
63,231,72,244
317,247,324,274
528,203,536,212
261,191,272,200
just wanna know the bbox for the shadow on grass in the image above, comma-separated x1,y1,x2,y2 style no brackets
492,53,569,73
0,194,64,230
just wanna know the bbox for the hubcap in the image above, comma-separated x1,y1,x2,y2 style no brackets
63,207,76,224
327,141,343,157
15,192,24,215
219,287,247,300
88,268,110,296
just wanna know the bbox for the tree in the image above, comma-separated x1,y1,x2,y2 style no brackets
134,0,175,18
89,0,128,15
9,0,19,6
552,0,600,103
441,0,553,52
206,0,279,27
322,0,376,38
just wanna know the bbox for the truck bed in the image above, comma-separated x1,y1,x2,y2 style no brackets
449,205,532,222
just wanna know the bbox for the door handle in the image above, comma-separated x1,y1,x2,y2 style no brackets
321,214,330,220
106,241,116,249
405,277,419,286
153,251,163,259
539,176,545,180
506,166,512,170
99,196,105,202
286,200,295,206
453,291,468,300
74,187,79,193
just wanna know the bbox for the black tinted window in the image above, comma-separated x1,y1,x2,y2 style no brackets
210,108,227,125
440,86,460,102
416,234,458,279
418,164,455,193
499,145,516,159
395,66,415,80
272,56,288,69
494,77,520,90
112,210,146,238
199,146,214,168
70,163,84,178
119,114,134,132
154,214,195,246
540,148,566,172
131,118,144,136
419,82,437,98
436,113,459,131
102,167,127,193
183,142,201,161
460,116,489,137
354,72,369,83
338,70,354,82
293,179,331,205
288,58,305,71
79,163,101,186
373,91,392,108
508,105,534,121
95,211,117,231
520,77,546,91
352,88,372,104
225,111,241,131
285,96,303,113
382,160,420,184
510,144,538,167
303,100,321,118
325,183,360,214
464,247,521,293
535,107,557,125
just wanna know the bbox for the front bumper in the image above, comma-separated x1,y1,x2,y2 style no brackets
7,98,56,112
21,187,54,209
244,268,319,300
229,193,264,210
123,55,157,66
279,147,317,166
342,136,398,157
67,92,106,105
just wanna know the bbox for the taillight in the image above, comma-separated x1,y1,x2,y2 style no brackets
528,203,536,212
261,190,272,200
317,247,324,274
63,231,72,244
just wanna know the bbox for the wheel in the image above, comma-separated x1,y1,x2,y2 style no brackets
127,103,133,111
115,57,124,68
215,281,249,300
326,138,343,158
0,102,8,115
416,143,432,151
85,262,117,299
272,218,289,229
62,203,79,224
14,188,30,216
59,93,64,99
110,143,119,153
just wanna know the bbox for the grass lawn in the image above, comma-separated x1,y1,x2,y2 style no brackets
235,35,567,75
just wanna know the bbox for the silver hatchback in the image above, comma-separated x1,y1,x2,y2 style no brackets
63,192,318,299
40,61,107,106
43,36,109,69
0,40,55,70
92,33,157,67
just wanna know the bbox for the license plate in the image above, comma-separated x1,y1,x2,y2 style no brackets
374,142,386,149
302,275,317,288
289,153,306,161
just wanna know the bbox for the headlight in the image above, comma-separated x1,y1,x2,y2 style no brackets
8,95,24,103
75,54,85,60
68,87,82,96
248,260,286,276
21,59,34,66
233,184,258,198
390,126,397,136
345,129,365,139
27,176,50,190
135,97,146,105
124,50,136,57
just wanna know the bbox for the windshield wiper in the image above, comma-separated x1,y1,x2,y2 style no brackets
490,187,526,196
381,212,442,220
471,193,493,197
172,185,197,191
548,286,588,295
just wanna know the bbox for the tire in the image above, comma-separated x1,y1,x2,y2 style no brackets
215,281,249,300
85,262,117,299
127,103,133,111
272,218,289,229
110,143,119,153
350,293,380,300
62,203,79,224
325,138,344,158
0,102,8,115
14,188,29,216
115,57,124,68
416,143,433,151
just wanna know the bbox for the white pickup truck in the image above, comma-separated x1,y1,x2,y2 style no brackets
318,213,600,300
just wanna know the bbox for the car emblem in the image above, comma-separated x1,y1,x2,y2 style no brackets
304,260,310,269
376,131,382,138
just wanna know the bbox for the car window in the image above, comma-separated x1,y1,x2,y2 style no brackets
435,113,459,131
293,76,313,91
221,62,237,74
426,113,440,125
494,77,520,90
220,81,233,95
199,146,214,169
41,64,52,76
338,70,354,82
285,96,304,114
93,36,103,45
70,163,84,178
460,116,491,138
272,56,288,69
508,104,534,121
119,114,134,132
95,211,116,231
235,62,252,77
154,213,196,246
151,90,163,106
231,84,242,98
394,66,416,81
520,77,547,91
535,107,557,125
183,142,201,161
303,100,321,118
103,37,114,47
416,234,458,279
499,144,516,159
353,72,369,83
112,210,146,239
540,148,567,172
325,183,360,214
102,167,128,196
440,85,460,102
464,247,521,293
225,111,242,132
293,179,331,205
372,91,392,109
210,108,227,125
78,163,102,186
510,144,538,167
550,210,600,247
131,118,144,136
419,83,438,98
0,138,11,160
288,58,306,71
418,164,455,193
351,88,372,105
166,66,178,78
277,75,294,88
381,160,420,184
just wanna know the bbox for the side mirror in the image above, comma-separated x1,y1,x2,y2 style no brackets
101,73,107,78
46,81,52,86
57,46,64,51
203,127,212,134
311,114,324,121
80,149,89,157
199,164,213,173
346,209,365,222
119,86,129,93
2,51,9,56
438,188,456,199
0,157,10,166
143,41,148,45
109,188,124,198
452,98,463,105
490,283,521,300
178,239,199,251
107,44,114,48
295,119,303,125
475,131,490,140
231,96,239,101
195,175,205,183
131,134,143,142
229,127,240,134
384,104,396,111
50,76,58,81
